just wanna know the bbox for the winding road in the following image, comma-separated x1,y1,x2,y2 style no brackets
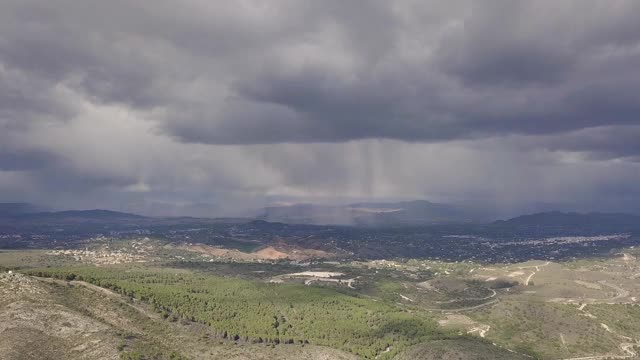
521,261,551,286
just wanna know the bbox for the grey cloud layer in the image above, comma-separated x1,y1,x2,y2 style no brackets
3,1,640,147
1,1,640,214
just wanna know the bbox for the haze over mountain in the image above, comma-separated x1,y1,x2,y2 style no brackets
3,202,640,233
493,211,640,232
259,200,488,226
0,203,44,216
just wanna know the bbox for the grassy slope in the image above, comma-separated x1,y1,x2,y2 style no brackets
394,339,529,360
470,299,619,358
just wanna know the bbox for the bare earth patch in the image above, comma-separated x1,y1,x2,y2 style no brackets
180,243,335,261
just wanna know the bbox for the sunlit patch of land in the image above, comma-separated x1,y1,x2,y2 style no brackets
4,241,640,359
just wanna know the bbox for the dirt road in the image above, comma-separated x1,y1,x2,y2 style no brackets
523,261,551,286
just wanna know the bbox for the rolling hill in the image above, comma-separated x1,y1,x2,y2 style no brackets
494,211,640,232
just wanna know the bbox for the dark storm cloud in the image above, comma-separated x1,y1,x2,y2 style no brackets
0,148,56,171
2,1,639,150
2,1,640,214
168,1,640,155
533,126,640,162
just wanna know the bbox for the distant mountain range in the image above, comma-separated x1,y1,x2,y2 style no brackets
1,202,639,230
0,205,250,228
0,209,148,227
493,211,640,231
21,209,146,220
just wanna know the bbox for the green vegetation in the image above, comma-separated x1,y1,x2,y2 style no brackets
0,250,78,269
470,300,618,358
7,243,640,360
588,304,640,334
395,339,530,360
25,266,453,359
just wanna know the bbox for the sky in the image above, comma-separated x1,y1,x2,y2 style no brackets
1,0,640,217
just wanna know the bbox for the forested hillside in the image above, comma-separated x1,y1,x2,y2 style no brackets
26,267,454,359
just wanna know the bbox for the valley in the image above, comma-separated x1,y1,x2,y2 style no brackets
3,240,640,359
3,210,640,359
